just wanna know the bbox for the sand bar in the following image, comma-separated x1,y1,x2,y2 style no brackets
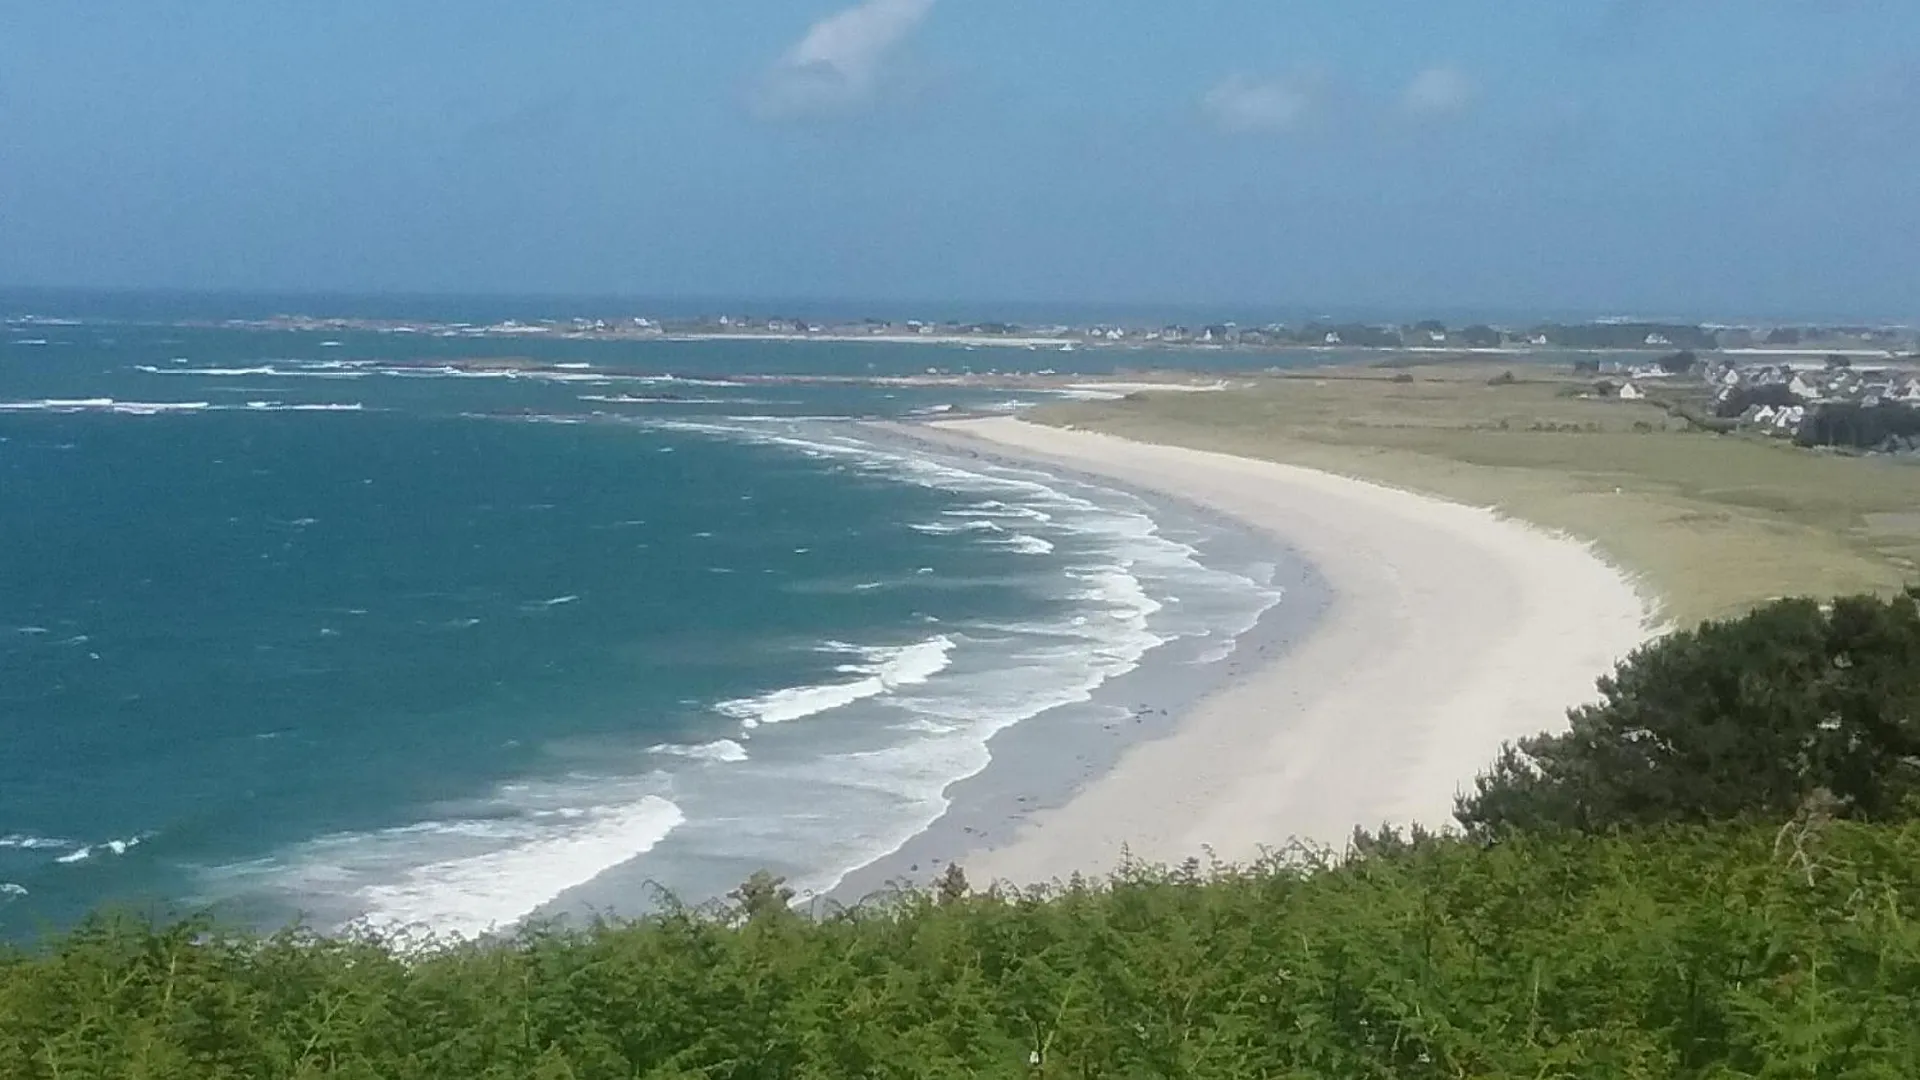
926,416,1656,884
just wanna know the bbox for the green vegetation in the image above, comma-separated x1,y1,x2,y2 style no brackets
1799,401,1920,453
3,821,1919,1078
1534,324,1716,351
9,592,1920,1076
1460,589,1920,836
1034,367,1920,623
1656,350,1699,375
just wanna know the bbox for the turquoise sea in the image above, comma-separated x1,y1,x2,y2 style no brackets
0,299,1292,939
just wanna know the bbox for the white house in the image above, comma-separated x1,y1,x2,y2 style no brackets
1788,374,1818,399
1619,382,1646,400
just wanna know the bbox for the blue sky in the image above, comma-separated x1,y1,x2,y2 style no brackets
3,1,1916,319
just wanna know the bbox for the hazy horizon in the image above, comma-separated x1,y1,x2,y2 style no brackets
5,2,1917,322
3,285,1907,332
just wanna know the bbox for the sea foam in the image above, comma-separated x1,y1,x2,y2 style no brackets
350,796,684,940
0,834,70,851
53,836,143,864
137,364,280,376
651,738,750,764
242,401,365,412
716,636,955,729
909,519,1003,535
205,785,686,943
0,399,210,414
999,533,1055,555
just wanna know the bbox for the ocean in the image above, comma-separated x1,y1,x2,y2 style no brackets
0,300,1293,940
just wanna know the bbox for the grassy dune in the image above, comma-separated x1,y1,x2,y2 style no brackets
1039,363,1920,625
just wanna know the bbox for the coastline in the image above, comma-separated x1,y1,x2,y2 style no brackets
841,416,1655,893
825,426,1330,903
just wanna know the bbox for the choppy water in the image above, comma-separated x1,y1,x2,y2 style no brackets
0,304,1290,939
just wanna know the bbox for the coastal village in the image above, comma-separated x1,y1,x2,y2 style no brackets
1589,350,1920,455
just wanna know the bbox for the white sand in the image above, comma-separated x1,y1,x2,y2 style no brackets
664,331,1080,349
1055,381,1239,401
929,417,1656,885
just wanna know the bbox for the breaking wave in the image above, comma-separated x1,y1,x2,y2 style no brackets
53,836,144,864
651,739,751,764
716,637,955,729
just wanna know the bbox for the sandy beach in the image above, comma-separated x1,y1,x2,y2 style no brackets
917,416,1656,885
661,331,1082,350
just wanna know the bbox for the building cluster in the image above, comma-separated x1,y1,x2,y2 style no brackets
1070,321,1502,348
1702,358,1920,449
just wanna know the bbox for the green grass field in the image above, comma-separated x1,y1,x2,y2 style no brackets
1037,363,1920,625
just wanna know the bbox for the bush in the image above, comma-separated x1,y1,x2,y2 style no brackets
1797,401,1920,450
1657,349,1699,375
1458,589,1920,837
1459,324,1502,348
9,823,1920,1077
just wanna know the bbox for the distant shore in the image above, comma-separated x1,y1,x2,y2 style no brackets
113,310,1917,362
661,331,1083,350
849,417,1654,890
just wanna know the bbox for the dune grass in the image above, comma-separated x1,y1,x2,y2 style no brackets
1037,364,1920,625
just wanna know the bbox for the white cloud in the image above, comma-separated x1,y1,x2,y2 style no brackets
1202,74,1315,134
1402,66,1475,117
753,0,936,120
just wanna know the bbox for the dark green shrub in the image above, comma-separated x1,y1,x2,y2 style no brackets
1459,589,1920,837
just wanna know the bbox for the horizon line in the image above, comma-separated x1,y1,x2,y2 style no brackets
0,284,1911,330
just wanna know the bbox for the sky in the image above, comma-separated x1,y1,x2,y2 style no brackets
2,1,1916,321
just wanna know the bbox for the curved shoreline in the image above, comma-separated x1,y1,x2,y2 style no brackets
862,416,1656,889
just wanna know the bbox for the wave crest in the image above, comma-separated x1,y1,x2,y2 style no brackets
716,636,955,729
650,738,750,764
